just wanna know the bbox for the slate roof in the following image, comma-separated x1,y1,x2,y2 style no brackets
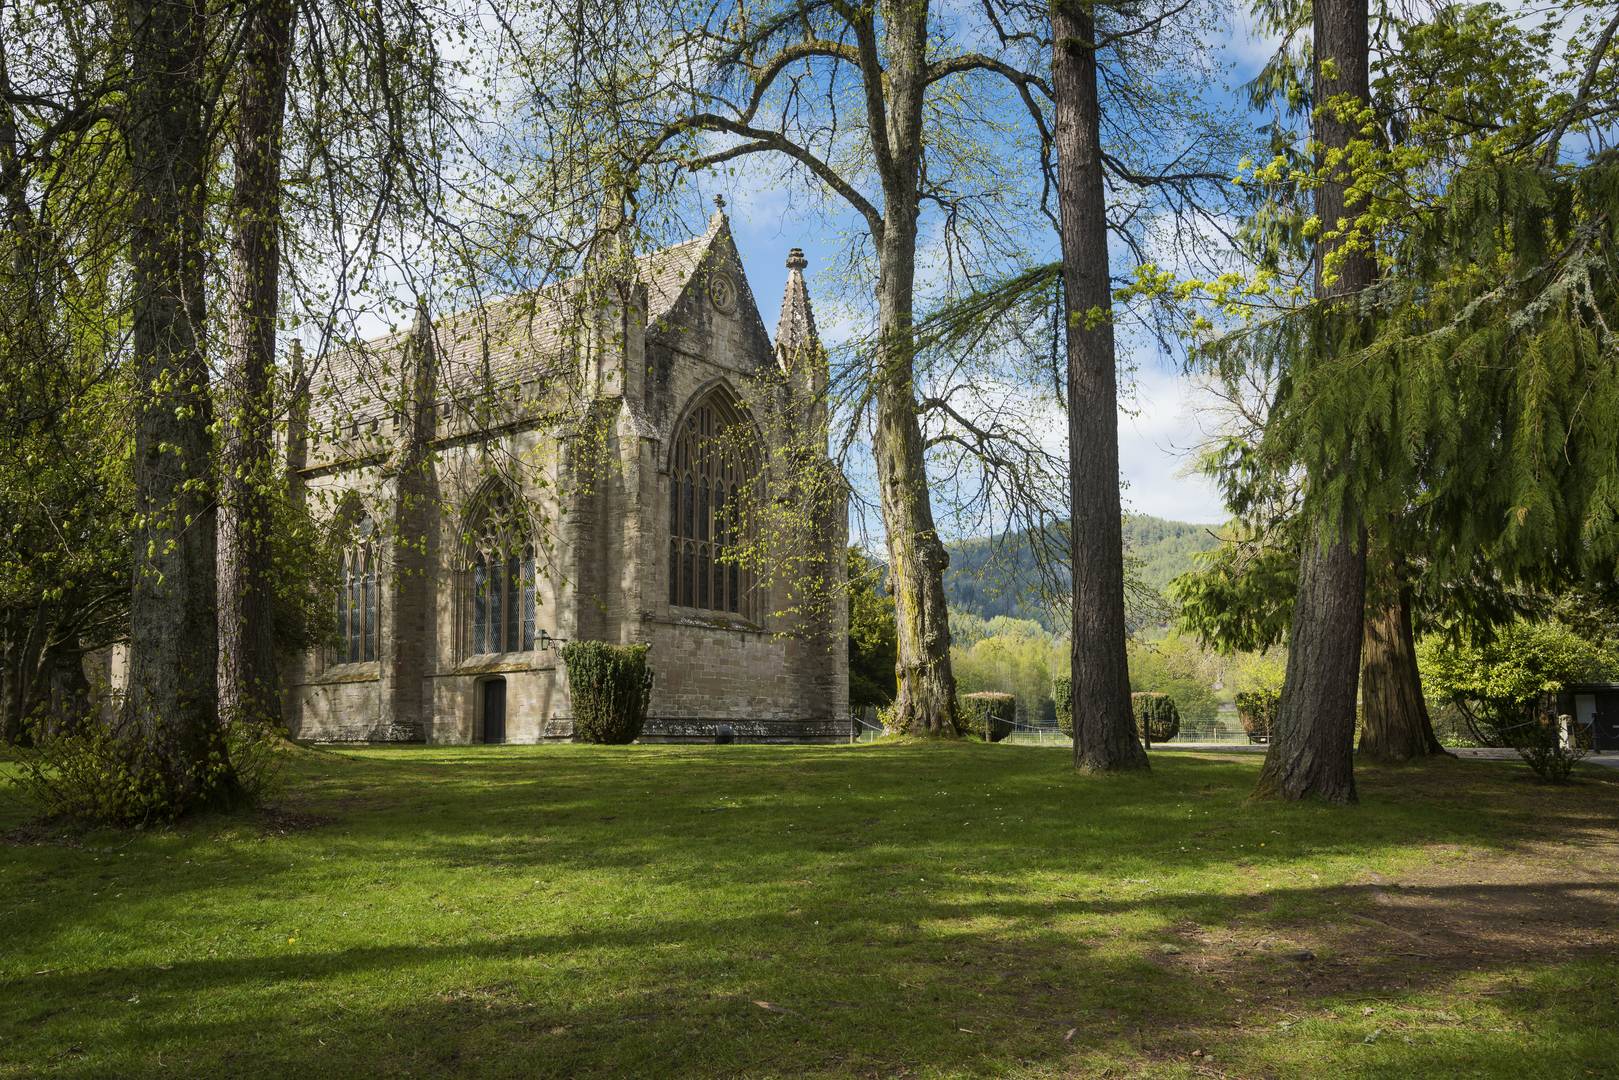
307,221,724,428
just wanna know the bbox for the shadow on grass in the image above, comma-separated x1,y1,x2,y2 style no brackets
1,745,1617,1078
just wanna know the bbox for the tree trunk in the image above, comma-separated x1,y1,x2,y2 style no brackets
1049,0,1146,772
219,0,294,732
1254,0,1373,804
1359,565,1447,761
122,0,228,809
870,0,959,736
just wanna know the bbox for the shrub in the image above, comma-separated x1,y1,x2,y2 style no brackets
961,692,1015,742
1130,692,1180,743
561,641,653,744
1419,619,1616,781
1054,674,1072,736
17,714,286,826
1235,690,1279,743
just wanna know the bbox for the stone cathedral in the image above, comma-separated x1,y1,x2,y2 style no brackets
285,206,850,743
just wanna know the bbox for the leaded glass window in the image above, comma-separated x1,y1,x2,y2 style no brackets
336,518,378,663
668,388,758,619
466,489,538,655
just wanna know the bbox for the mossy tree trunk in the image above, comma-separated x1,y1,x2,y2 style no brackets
867,0,959,736
1050,0,1146,771
121,0,229,807
873,173,959,737
219,0,294,732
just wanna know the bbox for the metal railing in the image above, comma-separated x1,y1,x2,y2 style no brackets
849,715,1258,746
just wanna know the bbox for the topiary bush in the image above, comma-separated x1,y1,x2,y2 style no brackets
1235,690,1279,743
961,692,1015,742
1130,692,1180,743
1055,674,1073,736
561,641,653,744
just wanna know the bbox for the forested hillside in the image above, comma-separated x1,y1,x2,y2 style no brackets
943,515,1223,627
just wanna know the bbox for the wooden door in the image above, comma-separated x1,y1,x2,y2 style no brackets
482,679,507,744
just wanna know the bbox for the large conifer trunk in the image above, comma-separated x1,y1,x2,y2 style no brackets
1049,0,1146,771
122,0,225,804
219,0,294,731
1359,568,1446,761
1254,0,1372,803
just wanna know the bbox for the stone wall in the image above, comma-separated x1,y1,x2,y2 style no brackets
286,214,849,744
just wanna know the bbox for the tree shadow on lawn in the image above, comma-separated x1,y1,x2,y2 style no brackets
7,875,1619,1078
3,746,1618,1077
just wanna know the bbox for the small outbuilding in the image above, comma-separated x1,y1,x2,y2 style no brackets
1553,684,1619,752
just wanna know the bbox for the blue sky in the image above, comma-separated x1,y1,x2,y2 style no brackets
700,13,1283,527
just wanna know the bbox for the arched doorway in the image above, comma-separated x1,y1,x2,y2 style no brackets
480,677,507,744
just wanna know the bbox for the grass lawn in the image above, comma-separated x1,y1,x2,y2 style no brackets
3,742,1618,1078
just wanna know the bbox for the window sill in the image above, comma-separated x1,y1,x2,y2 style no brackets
309,662,381,685
455,652,556,675
658,608,765,634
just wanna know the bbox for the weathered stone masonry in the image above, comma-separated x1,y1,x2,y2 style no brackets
286,208,849,743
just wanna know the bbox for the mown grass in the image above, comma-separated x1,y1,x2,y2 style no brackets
2,741,1617,1078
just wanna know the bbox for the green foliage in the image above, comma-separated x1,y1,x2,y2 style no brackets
1126,634,1220,725
950,615,1062,724
1054,674,1072,736
16,715,284,825
272,487,342,658
0,345,132,744
847,548,898,710
1130,692,1181,742
944,515,1217,630
561,641,653,744
1235,690,1280,742
960,692,1015,742
1418,619,1619,781
1171,526,1297,653
1230,649,1287,696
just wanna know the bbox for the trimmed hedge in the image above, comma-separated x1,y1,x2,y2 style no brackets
1054,674,1073,736
1130,692,1180,743
561,641,653,744
962,692,1016,742
1235,689,1279,743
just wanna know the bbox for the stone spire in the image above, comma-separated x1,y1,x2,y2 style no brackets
587,187,633,273
775,247,819,369
706,193,729,238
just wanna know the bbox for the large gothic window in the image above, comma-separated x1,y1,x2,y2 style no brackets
669,388,758,619
337,518,378,664
465,488,537,655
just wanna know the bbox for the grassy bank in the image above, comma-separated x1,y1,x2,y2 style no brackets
3,742,1617,1078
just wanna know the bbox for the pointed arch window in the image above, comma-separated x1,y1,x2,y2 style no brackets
337,518,378,664
465,488,538,656
669,388,758,619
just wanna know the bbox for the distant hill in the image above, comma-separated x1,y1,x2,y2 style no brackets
942,515,1224,628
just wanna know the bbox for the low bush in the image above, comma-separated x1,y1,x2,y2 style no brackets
961,692,1015,742
1054,675,1072,736
1235,690,1279,743
1130,692,1180,743
1419,619,1614,781
562,641,653,744
17,715,285,826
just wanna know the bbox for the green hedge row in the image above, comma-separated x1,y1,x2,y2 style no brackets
961,692,1016,742
1054,677,1182,743
1235,689,1279,742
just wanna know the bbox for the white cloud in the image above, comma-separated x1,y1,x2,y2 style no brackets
1118,362,1228,523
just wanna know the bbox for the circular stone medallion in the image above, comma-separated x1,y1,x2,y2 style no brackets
708,270,737,314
